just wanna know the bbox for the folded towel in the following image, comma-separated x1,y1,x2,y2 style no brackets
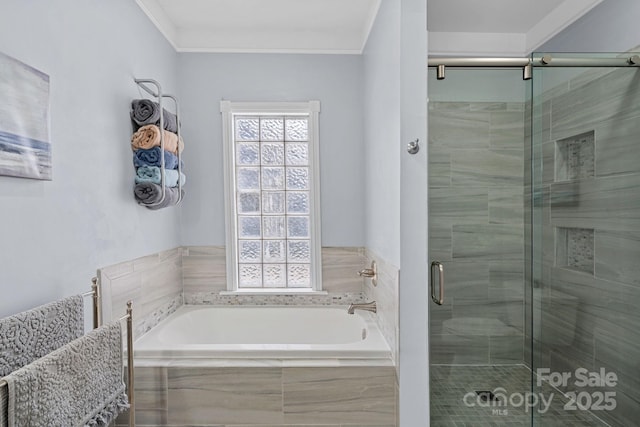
134,182,184,209
5,322,129,427
132,147,182,170
130,99,178,133
0,295,84,377
131,125,183,154
135,166,186,187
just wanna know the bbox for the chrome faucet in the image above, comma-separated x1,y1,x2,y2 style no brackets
347,301,377,314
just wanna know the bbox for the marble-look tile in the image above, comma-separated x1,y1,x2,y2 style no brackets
452,224,524,261
131,367,168,426
282,367,396,424
428,101,471,112
453,298,523,333
167,367,284,425
322,247,366,294
594,326,640,403
430,334,489,365
428,223,452,262
550,173,640,232
489,186,524,224
490,335,524,364
100,260,134,280
429,187,488,226
594,115,640,178
429,109,491,148
551,67,640,140
451,149,523,187
470,102,509,112
99,248,184,339
488,260,524,301
363,249,399,368
490,110,525,150
429,303,453,335
441,261,489,300
594,230,640,286
551,267,640,337
182,245,227,292
428,148,451,188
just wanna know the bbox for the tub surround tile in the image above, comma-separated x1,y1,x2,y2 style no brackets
125,366,398,426
363,249,399,369
182,245,227,292
98,248,183,339
282,367,396,424
168,367,284,425
322,247,366,293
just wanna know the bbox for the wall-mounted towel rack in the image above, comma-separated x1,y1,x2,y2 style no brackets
133,78,183,208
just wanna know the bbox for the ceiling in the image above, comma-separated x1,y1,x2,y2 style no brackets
136,0,603,55
135,0,381,54
428,0,604,56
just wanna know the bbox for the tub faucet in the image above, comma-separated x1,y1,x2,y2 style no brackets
347,301,377,315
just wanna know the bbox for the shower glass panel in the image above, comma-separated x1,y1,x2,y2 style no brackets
428,68,532,426
530,52,640,427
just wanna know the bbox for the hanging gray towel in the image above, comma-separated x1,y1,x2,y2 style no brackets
0,295,84,377
5,322,129,427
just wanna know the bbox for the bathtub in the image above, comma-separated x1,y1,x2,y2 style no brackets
134,305,392,365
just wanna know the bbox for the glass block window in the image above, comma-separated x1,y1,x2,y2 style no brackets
221,101,321,291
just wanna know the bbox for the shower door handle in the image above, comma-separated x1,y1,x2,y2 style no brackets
430,261,444,305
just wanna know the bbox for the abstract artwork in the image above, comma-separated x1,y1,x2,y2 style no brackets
0,52,51,180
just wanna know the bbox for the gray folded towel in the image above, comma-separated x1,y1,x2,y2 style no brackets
133,182,184,210
130,99,178,133
5,322,129,427
0,295,84,377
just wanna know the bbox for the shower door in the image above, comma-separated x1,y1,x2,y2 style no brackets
427,67,533,426
428,53,640,426
530,52,640,427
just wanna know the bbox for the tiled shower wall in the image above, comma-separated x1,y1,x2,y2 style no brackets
428,101,525,365
525,66,640,426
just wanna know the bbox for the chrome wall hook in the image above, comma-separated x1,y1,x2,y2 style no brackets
407,139,420,154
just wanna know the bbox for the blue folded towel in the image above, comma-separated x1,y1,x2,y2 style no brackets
135,165,186,187
133,147,181,170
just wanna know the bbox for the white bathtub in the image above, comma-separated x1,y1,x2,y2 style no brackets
134,305,392,365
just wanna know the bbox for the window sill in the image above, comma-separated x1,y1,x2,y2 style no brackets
220,289,328,296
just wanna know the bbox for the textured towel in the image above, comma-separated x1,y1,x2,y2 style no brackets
134,182,184,210
0,295,84,377
5,322,129,427
131,125,183,154
130,99,178,133
135,165,186,187
132,147,181,170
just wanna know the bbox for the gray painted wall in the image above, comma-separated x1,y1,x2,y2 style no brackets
539,0,640,52
177,53,365,247
0,0,179,318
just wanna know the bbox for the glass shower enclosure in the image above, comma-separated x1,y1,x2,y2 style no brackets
428,53,640,426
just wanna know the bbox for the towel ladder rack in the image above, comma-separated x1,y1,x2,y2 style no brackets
0,285,135,427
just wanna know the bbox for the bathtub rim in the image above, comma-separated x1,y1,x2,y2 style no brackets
132,304,393,367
